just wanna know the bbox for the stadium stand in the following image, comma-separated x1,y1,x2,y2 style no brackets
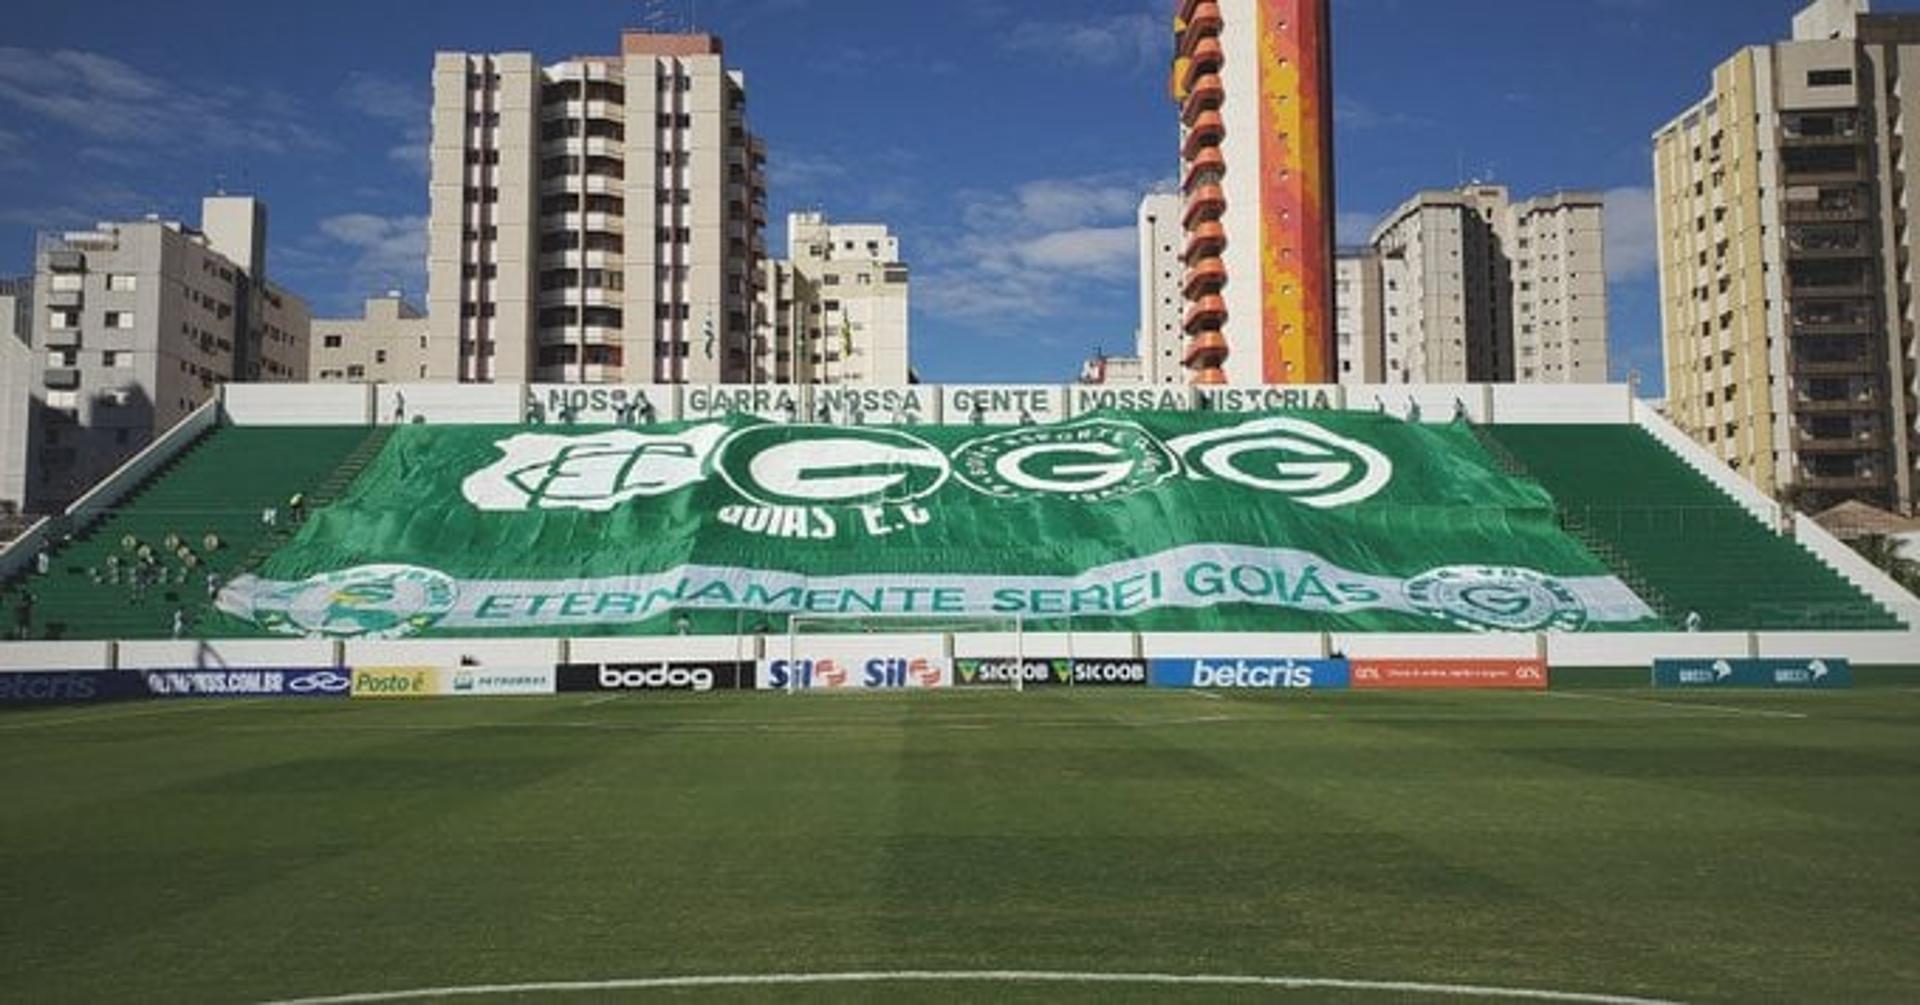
0,427,377,640
1485,424,1901,630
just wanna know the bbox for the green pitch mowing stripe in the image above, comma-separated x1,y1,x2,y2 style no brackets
0,688,1915,1003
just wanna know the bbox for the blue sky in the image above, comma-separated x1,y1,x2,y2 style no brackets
0,0,1895,390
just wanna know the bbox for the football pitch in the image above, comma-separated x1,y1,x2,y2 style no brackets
2,674,1917,1003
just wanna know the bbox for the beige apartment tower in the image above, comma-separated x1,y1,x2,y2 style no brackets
758,212,909,386
1654,0,1920,513
0,197,308,512
427,32,768,385
1367,185,1608,385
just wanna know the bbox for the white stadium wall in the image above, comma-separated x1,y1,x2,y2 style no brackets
941,385,1068,426
222,384,373,426
117,639,338,670
952,632,1138,660
1487,384,1634,425
0,640,115,671
376,383,524,425
342,637,563,671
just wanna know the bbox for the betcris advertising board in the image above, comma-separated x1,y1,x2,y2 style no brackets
1652,658,1852,689
758,655,951,690
1150,657,1351,690
0,671,145,705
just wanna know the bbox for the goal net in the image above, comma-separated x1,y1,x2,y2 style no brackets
780,613,1026,692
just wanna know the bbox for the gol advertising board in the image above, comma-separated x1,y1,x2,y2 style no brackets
0,671,146,705
137,668,353,698
1349,658,1548,691
757,655,951,691
1149,657,1351,690
557,661,751,693
1652,658,1852,690
952,658,1148,688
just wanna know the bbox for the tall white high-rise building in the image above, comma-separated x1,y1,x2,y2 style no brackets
427,32,768,385
755,212,910,385
1136,193,1185,386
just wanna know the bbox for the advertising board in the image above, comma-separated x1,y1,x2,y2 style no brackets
1651,658,1852,689
138,668,352,698
1149,657,1350,690
0,671,143,704
557,662,751,693
952,658,1148,688
1349,658,1548,690
757,655,951,690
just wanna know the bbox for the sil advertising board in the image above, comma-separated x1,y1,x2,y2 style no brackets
1349,658,1548,690
757,655,951,690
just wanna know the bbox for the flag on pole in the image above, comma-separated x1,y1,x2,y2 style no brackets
840,313,854,360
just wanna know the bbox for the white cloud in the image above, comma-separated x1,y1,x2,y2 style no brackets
918,173,1151,324
315,212,428,301
0,47,327,155
1003,12,1163,69
339,72,430,177
1604,186,1658,282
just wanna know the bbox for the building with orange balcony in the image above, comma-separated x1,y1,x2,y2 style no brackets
1171,0,1335,385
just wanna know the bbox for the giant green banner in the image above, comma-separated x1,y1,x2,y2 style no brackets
213,412,1662,638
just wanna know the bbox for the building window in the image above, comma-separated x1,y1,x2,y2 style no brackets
107,273,137,291
101,351,126,367
323,334,343,349
48,274,83,292
375,350,388,364
1807,69,1853,88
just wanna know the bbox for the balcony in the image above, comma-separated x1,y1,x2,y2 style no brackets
1186,1,1222,35
44,329,81,349
1183,111,1225,159
1185,220,1227,260
1183,73,1224,125
1182,146,1226,192
1785,200,1867,223
1794,394,1880,414
1183,330,1228,368
1183,257,1227,299
1792,355,1877,376
1791,314,1873,335
45,250,84,272
1800,472,1887,491
1794,430,1887,453
43,368,80,390
1183,294,1227,334
1183,184,1226,228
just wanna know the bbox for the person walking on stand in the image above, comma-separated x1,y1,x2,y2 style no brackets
13,589,34,640
171,608,187,640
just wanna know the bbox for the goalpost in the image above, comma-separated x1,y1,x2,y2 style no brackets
781,613,1026,693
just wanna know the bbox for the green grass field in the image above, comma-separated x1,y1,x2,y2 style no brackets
2,677,1917,1003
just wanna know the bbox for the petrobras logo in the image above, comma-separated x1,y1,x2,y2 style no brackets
242,564,459,640
1163,416,1392,509
1151,657,1351,690
599,664,715,692
951,419,1176,503
1404,566,1589,633
462,425,731,513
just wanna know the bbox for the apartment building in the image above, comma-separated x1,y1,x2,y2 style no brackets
1172,0,1336,385
311,294,432,383
1366,185,1607,385
1654,0,1920,513
0,278,32,511
758,212,909,385
426,31,768,385
1135,192,1186,386
0,196,309,513
1333,249,1385,385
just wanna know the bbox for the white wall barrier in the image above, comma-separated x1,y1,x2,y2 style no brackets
566,635,759,665
810,385,938,425
682,384,805,422
1328,632,1540,660
222,383,373,426
376,383,522,426
951,632,1137,660
1196,385,1342,414
1488,384,1632,425
117,639,337,670
1546,632,1755,669
342,638,562,671
1140,632,1327,658
1754,630,1920,662
526,384,679,425
0,640,115,671
1345,384,1488,424
1072,385,1195,414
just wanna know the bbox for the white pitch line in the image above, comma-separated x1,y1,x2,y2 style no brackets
1192,690,1225,701
578,694,621,707
1543,691,1807,720
210,714,1241,736
260,969,1683,1005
